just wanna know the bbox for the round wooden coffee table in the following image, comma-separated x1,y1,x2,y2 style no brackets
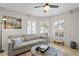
31,45,68,56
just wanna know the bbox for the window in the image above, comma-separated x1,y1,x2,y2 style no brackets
40,21,49,34
27,21,36,34
54,20,64,38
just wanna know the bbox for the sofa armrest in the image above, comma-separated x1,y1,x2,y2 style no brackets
8,39,13,56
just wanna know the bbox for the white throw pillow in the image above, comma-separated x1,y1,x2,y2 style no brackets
13,38,23,45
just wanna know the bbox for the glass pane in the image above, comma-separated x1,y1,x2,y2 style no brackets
40,21,49,34
54,20,64,38
27,21,32,34
45,28,48,33
54,21,59,30
32,22,36,34
40,27,44,33
59,20,64,30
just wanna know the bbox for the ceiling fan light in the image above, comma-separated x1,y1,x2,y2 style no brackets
44,10,47,13
44,5,50,11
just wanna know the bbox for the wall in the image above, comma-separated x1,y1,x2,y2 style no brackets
0,7,28,50
0,7,79,50
50,10,79,49
0,7,50,50
0,21,2,50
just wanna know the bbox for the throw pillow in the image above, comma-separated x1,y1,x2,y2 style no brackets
12,37,23,46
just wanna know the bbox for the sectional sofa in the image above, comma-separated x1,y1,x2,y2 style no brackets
8,34,49,56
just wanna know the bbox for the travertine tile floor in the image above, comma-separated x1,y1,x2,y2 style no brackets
0,43,79,56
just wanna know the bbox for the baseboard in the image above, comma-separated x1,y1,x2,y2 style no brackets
0,50,4,53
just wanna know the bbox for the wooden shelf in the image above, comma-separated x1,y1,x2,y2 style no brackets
49,40,64,46
53,40,64,46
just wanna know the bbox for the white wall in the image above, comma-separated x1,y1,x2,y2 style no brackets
50,10,79,49
0,7,28,50
0,7,51,50
1,7,79,50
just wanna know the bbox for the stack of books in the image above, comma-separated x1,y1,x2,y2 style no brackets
36,45,49,53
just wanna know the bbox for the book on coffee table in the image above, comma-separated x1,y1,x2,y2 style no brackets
36,45,49,53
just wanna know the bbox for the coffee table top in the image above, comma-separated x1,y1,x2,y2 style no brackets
31,44,68,56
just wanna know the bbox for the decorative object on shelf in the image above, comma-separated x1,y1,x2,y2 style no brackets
2,16,22,29
54,40,64,46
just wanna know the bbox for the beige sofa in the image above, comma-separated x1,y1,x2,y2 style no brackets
8,34,49,56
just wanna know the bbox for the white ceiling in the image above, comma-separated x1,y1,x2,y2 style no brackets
0,3,79,17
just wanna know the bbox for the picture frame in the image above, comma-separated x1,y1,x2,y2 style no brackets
3,16,22,29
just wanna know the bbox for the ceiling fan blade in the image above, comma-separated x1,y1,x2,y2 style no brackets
50,5,59,8
35,6,44,8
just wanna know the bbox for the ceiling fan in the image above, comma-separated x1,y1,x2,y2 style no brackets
35,3,59,12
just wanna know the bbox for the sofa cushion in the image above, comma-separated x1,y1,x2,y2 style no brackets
11,37,23,46
13,39,47,50
34,35,43,39
24,35,35,41
9,35,25,45
13,42,30,50
39,33,48,39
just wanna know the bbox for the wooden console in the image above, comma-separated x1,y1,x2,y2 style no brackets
53,40,64,46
